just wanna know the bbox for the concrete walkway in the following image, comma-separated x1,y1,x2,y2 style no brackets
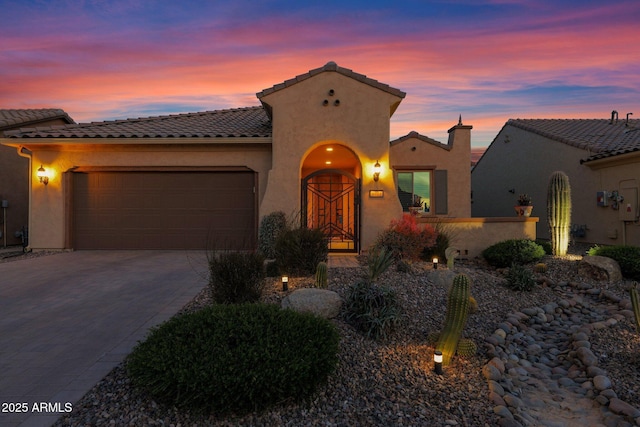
0,251,208,427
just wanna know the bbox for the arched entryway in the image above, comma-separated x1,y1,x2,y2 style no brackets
301,144,361,253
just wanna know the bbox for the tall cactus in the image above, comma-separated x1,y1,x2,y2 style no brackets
630,283,640,332
315,261,328,288
547,171,572,256
436,273,471,366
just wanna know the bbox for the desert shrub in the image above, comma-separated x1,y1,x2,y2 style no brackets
274,227,328,276
343,280,401,340
535,239,553,255
126,304,340,415
505,263,537,291
373,213,437,261
258,211,289,259
482,239,545,268
587,245,640,280
367,247,394,282
208,251,265,304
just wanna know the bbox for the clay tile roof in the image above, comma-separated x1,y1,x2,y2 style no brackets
507,118,640,161
390,131,449,149
5,106,272,139
256,61,407,100
0,108,75,130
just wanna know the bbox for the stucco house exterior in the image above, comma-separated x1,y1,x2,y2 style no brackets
1,62,472,253
0,109,75,247
472,113,640,247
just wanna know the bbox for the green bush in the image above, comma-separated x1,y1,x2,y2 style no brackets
505,263,537,291
274,227,328,276
343,280,401,340
127,304,340,415
587,245,640,280
258,211,289,259
367,247,394,282
208,251,265,304
536,239,553,255
482,239,545,268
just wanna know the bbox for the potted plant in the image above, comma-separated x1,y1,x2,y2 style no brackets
409,195,423,215
515,194,533,217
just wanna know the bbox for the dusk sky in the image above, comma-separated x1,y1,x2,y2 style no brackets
1,0,638,147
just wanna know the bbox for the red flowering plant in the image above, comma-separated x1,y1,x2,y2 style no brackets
373,213,437,261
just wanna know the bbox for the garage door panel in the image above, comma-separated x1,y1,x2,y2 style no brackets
73,171,256,250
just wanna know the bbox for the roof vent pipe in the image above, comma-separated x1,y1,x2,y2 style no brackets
626,112,633,126
610,110,618,124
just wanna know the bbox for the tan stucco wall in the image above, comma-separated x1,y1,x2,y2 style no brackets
259,71,404,250
26,142,271,249
390,126,472,218
472,125,640,246
419,217,538,259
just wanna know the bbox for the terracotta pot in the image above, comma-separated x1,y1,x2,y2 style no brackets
514,205,533,217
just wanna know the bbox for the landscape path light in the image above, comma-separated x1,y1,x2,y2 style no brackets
281,275,289,292
432,257,439,269
434,350,443,375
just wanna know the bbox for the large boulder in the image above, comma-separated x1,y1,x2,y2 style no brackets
281,288,342,319
578,255,622,282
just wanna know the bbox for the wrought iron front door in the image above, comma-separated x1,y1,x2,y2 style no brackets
302,169,360,252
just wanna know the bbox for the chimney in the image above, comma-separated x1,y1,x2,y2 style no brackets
610,110,618,124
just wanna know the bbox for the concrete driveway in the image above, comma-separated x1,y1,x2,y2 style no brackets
0,250,208,427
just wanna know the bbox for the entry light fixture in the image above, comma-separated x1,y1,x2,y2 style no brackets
37,165,49,185
373,161,381,182
434,350,443,375
281,275,289,292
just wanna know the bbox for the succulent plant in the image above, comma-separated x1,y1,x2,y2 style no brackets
547,171,571,256
534,263,548,274
315,261,328,289
436,273,471,366
630,283,640,332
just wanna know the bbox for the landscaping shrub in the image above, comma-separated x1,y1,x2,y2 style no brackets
505,263,537,291
482,239,545,268
274,227,328,276
209,251,265,304
367,246,394,282
343,280,401,340
373,213,437,261
258,211,289,259
587,245,640,280
536,239,553,255
422,228,451,262
126,304,340,415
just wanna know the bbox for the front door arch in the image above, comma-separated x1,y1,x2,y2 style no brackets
302,169,360,253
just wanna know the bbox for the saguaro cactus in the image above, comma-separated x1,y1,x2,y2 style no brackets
436,273,471,366
547,171,572,256
315,261,328,288
630,283,640,332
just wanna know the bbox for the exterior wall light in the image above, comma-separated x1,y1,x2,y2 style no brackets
282,275,289,292
434,350,443,375
37,165,49,185
432,257,438,269
373,161,381,182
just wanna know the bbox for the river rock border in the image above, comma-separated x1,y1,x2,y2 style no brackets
482,280,640,427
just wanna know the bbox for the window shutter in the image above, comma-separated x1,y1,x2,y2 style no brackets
435,170,448,215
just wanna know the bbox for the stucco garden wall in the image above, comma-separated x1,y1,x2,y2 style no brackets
27,142,271,249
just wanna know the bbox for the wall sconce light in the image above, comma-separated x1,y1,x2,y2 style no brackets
281,275,289,292
373,161,381,182
432,257,438,269
37,165,49,185
434,350,443,375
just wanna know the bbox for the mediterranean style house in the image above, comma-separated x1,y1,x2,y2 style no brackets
0,109,75,247
1,62,472,253
472,113,640,247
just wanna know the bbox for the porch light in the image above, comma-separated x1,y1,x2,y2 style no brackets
434,350,443,375
281,275,289,292
37,165,49,185
373,161,381,182
432,257,438,269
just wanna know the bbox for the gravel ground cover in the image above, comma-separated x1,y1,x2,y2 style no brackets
8,246,639,426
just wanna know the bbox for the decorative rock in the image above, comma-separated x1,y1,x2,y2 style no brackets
576,346,598,367
578,255,623,282
503,393,523,408
483,364,502,381
488,357,506,374
593,375,612,391
493,405,514,420
609,398,640,419
281,288,342,318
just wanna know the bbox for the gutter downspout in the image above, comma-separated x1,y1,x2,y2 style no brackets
16,146,32,251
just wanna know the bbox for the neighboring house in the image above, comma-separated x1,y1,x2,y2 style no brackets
472,113,640,246
1,62,472,252
0,109,75,247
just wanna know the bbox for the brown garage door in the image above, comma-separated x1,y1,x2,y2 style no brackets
72,171,256,250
